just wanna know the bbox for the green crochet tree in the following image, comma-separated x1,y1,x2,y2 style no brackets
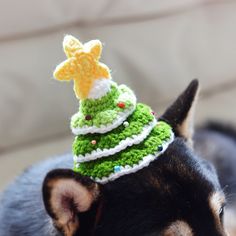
54,35,174,183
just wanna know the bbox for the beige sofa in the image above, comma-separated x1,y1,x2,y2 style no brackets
0,0,236,191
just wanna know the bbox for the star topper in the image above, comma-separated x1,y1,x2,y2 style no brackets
53,35,111,99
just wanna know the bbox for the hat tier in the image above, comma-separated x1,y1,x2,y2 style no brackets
70,82,136,135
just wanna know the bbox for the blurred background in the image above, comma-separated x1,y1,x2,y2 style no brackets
0,0,236,191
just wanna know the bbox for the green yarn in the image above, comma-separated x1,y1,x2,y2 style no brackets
72,103,154,156
74,121,172,179
71,84,136,129
81,84,120,114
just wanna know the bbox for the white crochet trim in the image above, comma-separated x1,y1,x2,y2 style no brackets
87,78,111,99
74,118,157,163
93,131,175,184
71,102,136,135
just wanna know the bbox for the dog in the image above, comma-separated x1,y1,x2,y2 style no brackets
0,80,235,236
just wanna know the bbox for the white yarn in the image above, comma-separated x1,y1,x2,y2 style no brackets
87,78,111,99
74,118,157,163
93,131,175,184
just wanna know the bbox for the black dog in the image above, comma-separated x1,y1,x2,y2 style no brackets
0,80,235,236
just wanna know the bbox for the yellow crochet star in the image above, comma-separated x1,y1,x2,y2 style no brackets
54,35,111,99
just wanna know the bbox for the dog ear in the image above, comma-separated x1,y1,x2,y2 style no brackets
160,79,199,146
42,169,100,236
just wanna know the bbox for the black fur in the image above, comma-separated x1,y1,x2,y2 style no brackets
94,138,222,236
202,121,236,142
195,122,236,203
160,79,198,138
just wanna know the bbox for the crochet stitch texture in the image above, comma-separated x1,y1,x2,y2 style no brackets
53,35,174,183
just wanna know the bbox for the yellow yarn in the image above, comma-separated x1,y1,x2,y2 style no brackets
54,35,111,99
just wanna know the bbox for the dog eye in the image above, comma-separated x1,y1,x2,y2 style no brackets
219,205,225,222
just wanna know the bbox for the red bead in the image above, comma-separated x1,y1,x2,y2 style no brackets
117,102,126,109
151,111,156,115
85,115,92,120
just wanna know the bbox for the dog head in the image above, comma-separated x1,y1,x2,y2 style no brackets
43,80,227,236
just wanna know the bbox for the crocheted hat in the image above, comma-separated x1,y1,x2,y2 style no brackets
54,35,174,184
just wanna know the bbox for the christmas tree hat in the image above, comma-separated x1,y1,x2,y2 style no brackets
54,35,174,184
